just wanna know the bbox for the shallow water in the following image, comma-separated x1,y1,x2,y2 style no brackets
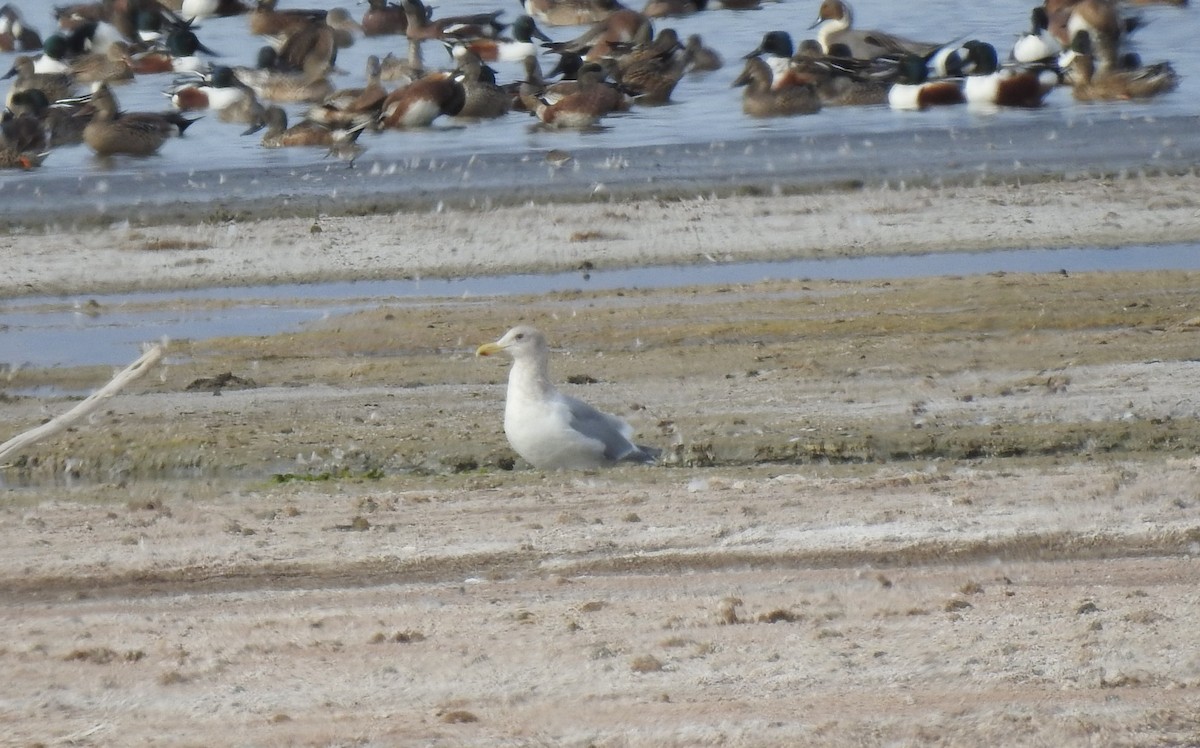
0,0,1197,221
5,242,1200,368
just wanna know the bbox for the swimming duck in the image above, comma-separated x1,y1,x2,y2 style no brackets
379,70,465,127
82,82,196,156
544,3,653,62
732,55,821,117
607,27,688,104
272,16,338,79
1060,29,1178,100
378,47,425,84
533,62,630,128
683,34,721,73
453,52,512,118
886,54,965,110
252,104,366,158
641,0,706,18
248,0,327,37
522,0,623,27
234,47,333,102
306,54,387,128
6,88,91,146
169,65,266,125
1012,6,1062,63
33,35,72,74
810,0,943,60
3,56,77,107
69,39,135,83
957,42,1058,108
454,15,551,64
180,0,250,20
0,3,41,52
402,0,505,43
361,0,406,36
130,25,216,75
0,138,45,168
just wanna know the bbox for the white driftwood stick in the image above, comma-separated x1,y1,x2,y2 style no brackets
0,344,165,464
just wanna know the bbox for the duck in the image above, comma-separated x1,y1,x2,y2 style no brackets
33,35,72,74
378,47,424,84
271,17,338,79
402,0,505,43
957,42,1058,108
378,70,465,127
810,0,943,60
248,0,327,37
324,8,362,48
82,82,196,156
179,0,249,20
2,56,77,107
1,101,49,152
532,61,631,128
886,54,965,110
69,39,135,83
641,0,706,18
361,0,405,36
732,55,821,117
544,3,653,62
683,34,721,73
169,65,266,125
305,54,386,128
130,26,215,75
0,138,46,169
1060,29,1178,100
234,47,333,103
252,104,366,157
1012,6,1062,63
453,15,551,64
1064,0,1127,74
606,27,688,104
5,88,91,146
522,0,622,27
0,3,41,52
453,52,512,118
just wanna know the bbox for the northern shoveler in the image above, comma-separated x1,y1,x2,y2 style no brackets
0,3,41,52
810,0,942,60
886,55,965,110
3,56,77,106
454,15,550,64
169,65,266,125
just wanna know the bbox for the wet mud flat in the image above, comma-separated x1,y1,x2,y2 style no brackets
2,268,1200,745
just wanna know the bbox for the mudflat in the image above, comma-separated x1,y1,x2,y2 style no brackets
3,173,1200,746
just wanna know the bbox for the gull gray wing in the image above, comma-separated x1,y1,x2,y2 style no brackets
562,394,642,462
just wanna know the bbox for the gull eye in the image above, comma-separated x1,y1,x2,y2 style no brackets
515,333,524,340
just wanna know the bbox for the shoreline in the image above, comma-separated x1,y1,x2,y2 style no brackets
6,170,1200,299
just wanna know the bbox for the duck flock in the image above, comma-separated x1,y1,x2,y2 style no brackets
0,0,1186,170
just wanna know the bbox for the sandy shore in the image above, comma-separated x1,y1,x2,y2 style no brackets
6,171,1200,298
4,172,1200,746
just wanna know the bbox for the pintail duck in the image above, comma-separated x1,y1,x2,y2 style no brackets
248,0,327,37
0,3,41,52
453,52,512,118
732,55,821,117
379,70,465,127
454,15,551,64
522,0,623,28
1060,29,1178,100
3,56,78,107
252,104,366,157
305,54,386,128
532,61,630,128
811,0,943,60
361,0,405,36
179,0,250,20
683,34,721,72
69,39,135,83
886,55,965,110
234,48,333,102
169,65,266,125
1012,7,1062,63
82,82,196,156
6,88,91,146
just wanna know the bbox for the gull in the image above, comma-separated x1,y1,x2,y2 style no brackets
476,326,660,470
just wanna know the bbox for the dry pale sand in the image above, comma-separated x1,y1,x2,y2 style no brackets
3,173,1200,746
